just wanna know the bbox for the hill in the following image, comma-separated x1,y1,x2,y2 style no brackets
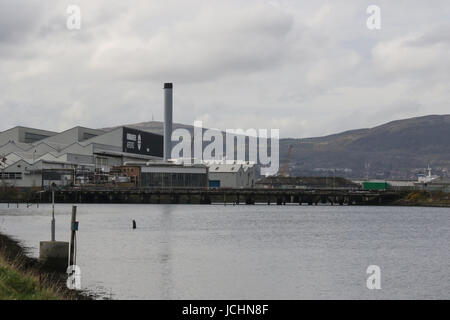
282,115,450,179
103,114,450,179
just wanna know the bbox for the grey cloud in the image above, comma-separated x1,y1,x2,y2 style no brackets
0,1,449,139
0,0,49,43
409,23,450,47
88,3,294,82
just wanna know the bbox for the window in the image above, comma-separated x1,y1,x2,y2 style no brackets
24,132,50,143
82,133,97,141
95,157,108,167
141,172,206,188
0,172,22,180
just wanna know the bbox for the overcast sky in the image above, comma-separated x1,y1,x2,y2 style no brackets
1,0,449,138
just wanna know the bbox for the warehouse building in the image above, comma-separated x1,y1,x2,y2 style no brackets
1,83,260,190
0,125,164,188
139,162,208,188
208,162,257,188
0,158,76,188
0,126,57,146
0,124,258,189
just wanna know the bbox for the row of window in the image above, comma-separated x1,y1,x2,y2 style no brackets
0,172,22,180
24,132,51,143
95,157,109,167
141,172,207,188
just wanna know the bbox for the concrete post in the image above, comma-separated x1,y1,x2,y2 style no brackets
39,241,69,272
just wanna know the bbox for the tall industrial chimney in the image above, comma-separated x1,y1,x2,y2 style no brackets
163,83,173,161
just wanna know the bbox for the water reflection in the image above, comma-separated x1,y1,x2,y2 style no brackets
157,205,173,299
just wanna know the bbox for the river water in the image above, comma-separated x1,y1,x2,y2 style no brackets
0,203,448,299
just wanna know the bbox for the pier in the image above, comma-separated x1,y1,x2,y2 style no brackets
34,187,404,206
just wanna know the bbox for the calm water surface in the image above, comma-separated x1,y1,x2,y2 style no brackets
0,203,448,299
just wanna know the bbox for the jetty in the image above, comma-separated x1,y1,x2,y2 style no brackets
34,187,403,205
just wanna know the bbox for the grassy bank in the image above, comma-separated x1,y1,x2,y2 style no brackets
0,257,60,299
394,191,450,207
0,233,92,300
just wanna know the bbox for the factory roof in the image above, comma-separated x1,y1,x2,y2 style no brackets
208,163,244,173
0,152,31,168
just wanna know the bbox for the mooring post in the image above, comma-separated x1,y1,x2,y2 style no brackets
132,219,137,229
69,205,78,266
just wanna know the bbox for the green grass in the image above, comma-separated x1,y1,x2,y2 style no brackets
0,257,61,300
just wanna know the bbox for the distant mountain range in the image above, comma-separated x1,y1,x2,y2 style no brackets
281,115,450,179
103,114,450,180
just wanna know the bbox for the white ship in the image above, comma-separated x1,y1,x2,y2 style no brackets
417,165,439,183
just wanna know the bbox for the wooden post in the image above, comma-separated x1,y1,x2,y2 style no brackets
69,205,77,266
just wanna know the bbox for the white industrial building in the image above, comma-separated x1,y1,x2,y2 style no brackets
0,126,258,189
0,126,58,146
137,161,208,188
207,162,257,188
0,125,164,188
1,84,259,189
